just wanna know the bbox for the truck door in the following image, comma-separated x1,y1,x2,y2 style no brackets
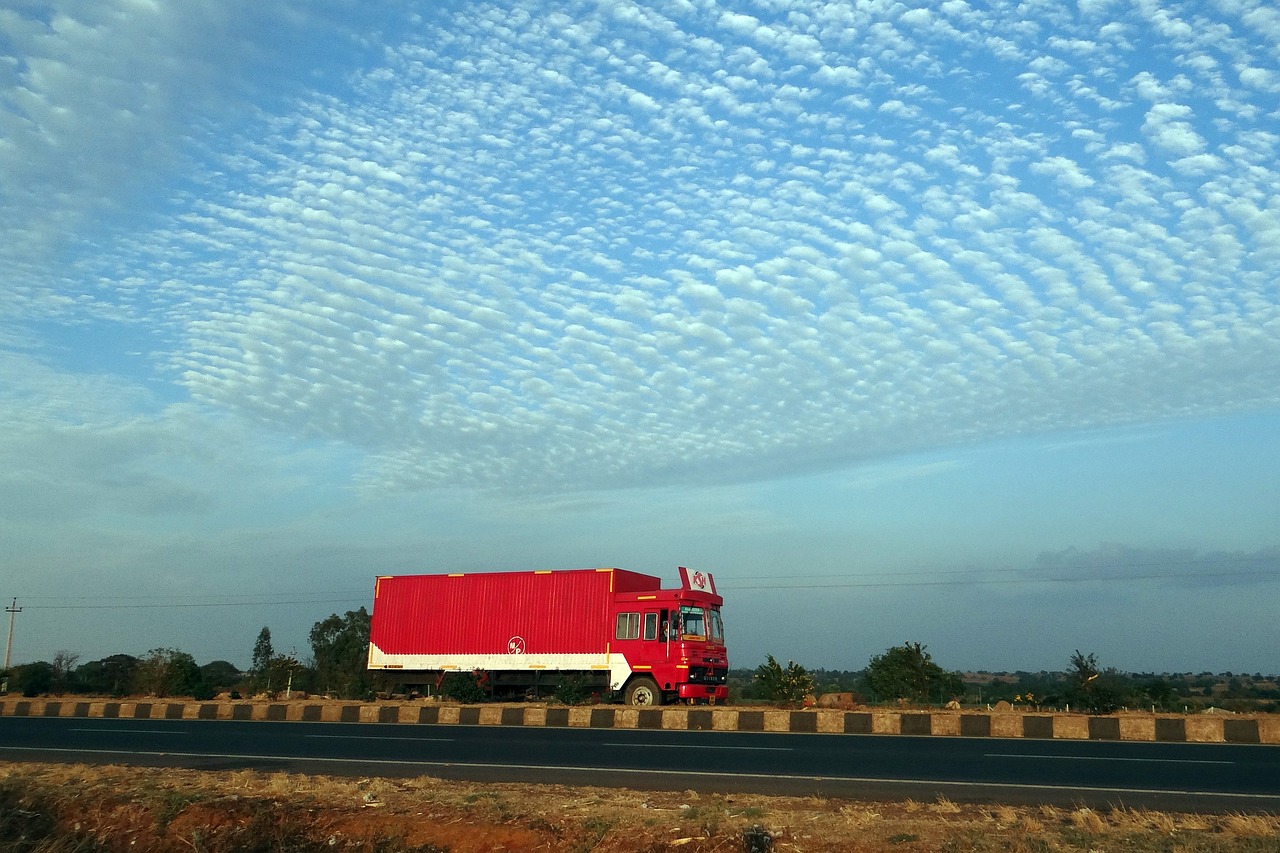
639,609,670,658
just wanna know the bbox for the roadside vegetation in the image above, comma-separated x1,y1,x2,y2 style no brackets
2,762,1278,853
4,622,1278,715
739,644,1280,714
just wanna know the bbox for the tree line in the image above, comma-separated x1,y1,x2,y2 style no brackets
739,643,1280,714
1,608,372,701
6,625,1276,715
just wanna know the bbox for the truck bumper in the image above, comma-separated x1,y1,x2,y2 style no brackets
678,684,729,702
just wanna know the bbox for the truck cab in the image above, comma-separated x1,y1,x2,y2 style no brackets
611,567,728,705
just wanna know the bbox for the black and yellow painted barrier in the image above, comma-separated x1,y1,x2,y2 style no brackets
2,697,1276,744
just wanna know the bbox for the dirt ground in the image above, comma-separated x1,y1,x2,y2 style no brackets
2,761,1277,852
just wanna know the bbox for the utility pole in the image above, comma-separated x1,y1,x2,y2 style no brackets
4,597,20,670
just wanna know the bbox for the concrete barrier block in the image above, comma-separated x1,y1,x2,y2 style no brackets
930,712,961,736
844,712,873,734
763,710,791,732
567,707,593,727
1087,717,1120,740
900,713,931,736
872,712,899,735
711,709,738,731
1224,718,1260,744
1049,712,1080,732
1258,716,1280,744
1120,716,1155,741
789,711,817,733
815,709,845,733
1185,716,1224,743
990,713,1020,738
524,706,547,727
1023,715,1053,739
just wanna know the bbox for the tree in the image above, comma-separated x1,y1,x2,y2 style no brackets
133,648,206,698
51,651,80,694
74,654,139,697
865,642,963,705
1065,650,1125,714
1142,678,1177,712
14,661,54,697
753,654,815,706
250,627,274,693
266,653,304,698
439,671,487,703
309,608,372,699
200,660,243,694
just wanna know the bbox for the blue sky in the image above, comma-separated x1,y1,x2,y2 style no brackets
3,0,1278,676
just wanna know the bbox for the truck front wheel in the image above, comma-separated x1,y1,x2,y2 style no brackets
624,676,663,706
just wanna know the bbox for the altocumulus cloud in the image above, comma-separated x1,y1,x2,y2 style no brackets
6,0,1280,494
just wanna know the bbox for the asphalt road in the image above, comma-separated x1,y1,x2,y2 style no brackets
2,716,1277,812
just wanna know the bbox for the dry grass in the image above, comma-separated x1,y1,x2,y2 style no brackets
1,761,1277,852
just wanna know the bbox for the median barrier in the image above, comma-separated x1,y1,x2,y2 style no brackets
1,697,1275,744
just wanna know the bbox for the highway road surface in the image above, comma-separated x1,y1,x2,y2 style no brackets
2,716,1277,812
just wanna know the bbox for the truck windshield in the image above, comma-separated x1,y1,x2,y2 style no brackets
679,605,705,639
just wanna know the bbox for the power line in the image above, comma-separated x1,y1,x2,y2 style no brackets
725,568,1277,590
14,589,370,602
728,554,1277,582
24,598,367,611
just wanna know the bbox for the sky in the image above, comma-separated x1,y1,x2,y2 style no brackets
3,0,1278,678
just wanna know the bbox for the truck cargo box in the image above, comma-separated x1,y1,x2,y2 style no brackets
368,566,728,705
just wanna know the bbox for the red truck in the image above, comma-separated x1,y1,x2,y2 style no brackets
367,566,728,705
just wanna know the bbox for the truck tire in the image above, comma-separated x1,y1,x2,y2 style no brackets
625,676,663,706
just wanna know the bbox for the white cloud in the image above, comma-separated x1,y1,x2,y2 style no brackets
4,0,1278,499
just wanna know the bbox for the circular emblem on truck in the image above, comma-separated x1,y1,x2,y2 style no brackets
692,571,707,590
507,636,526,654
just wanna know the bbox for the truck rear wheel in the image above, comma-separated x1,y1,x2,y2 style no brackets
624,676,663,706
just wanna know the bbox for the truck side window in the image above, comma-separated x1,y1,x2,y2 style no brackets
643,612,658,640
615,612,640,640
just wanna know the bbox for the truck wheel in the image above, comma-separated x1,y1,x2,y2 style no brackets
625,676,663,706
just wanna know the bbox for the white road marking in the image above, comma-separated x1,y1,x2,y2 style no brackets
306,734,454,742
602,741,791,752
989,753,1233,765
71,728,185,735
